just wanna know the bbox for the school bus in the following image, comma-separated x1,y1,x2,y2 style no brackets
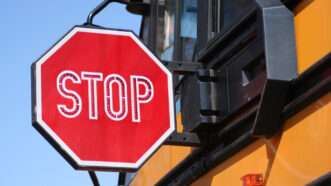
118,0,331,185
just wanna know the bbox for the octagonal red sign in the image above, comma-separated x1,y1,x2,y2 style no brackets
32,26,175,170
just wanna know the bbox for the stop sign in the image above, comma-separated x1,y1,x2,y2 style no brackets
32,26,175,170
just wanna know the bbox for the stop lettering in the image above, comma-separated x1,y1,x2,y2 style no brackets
57,70,154,122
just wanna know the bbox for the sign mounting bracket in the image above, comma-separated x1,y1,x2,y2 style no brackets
85,0,129,26
164,132,201,147
162,60,203,74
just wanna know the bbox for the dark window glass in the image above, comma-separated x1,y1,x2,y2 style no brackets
209,0,255,40
141,16,151,46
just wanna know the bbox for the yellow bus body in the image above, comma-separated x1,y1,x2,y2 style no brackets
130,0,331,185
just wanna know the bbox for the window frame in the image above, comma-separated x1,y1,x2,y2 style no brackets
140,0,198,62
197,0,257,57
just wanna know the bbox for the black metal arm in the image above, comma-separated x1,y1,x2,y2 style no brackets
85,0,129,26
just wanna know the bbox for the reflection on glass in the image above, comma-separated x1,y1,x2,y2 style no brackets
180,0,197,38
155,0,197,61
156,0,176,61
180,0,197,61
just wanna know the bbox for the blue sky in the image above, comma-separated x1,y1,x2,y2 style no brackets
0,1,141,185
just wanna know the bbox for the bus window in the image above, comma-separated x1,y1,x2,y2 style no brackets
209,0,255,41
155,0,197,61
156,0,176,60
180,0,197,61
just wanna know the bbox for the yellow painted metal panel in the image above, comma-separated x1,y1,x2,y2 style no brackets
266,94,331,185
294,0,331,73
130,114,192,186
191,1,331,184
193,93,331,186
131,0,331,185
130,145,192,186
191,139,272,186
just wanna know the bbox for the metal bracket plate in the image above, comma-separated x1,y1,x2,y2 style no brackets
164,132,201,147
162,60,202,74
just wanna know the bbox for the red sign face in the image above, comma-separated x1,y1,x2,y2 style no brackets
32,26,175,170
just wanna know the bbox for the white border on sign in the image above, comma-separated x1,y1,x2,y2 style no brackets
35,27,175,170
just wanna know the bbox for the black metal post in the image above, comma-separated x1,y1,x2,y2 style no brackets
88,171,100,186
